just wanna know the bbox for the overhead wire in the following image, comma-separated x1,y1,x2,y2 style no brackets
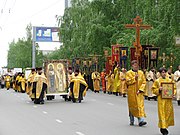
28,0,61,19
0,0,8,20
0,0,16,30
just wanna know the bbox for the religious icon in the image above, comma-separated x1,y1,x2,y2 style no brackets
109,59,112,65
114,48,119,54
122,50,127,56
48,63,56,93
151,50,157,60
161,82,174,99
56,63,66,92
144,50,148,56
76,59,80,65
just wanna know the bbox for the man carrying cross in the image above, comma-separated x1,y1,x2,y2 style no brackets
125,16,151,127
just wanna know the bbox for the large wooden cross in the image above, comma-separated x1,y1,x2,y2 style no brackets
125,16,151,61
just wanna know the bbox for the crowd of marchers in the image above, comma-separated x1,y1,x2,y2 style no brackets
89,61,179,135
0,63,180,135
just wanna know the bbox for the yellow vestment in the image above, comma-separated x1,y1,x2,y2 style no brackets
105,73,113,92
26,72,36,99
119,72,127,94
19,76,26,92
113,67,120,93
92,71,101,91
126,70,146,117
5,75,11,89
152,77,176,128
33,74,47,99
70,75,88,99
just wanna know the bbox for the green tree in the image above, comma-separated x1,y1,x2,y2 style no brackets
48,0,179,70
7,24,44,69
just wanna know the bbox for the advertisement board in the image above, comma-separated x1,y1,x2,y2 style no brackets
33,27,59,42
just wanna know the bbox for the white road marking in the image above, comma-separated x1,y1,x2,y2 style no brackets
21,98,24,100
26,101,30,104
107,103,114,106
76,131,85,135
33,105,37,108
43,111,47,114
56,119,62,123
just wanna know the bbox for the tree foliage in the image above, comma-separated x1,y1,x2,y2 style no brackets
50,0,179,70
7,0,180,71
7,24,44,69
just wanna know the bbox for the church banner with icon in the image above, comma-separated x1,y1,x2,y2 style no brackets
120,47,128,69
44,60,68,95
141,45,153,70
148,47,159,69
130,47,141,67
111,44,122,65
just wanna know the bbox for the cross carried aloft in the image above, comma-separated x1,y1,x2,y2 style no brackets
125,16,151,60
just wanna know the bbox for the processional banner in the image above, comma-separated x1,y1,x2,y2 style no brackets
44,60,68,94
119,47,128,69
130,48,141,68
147,47,159,69
111,44,122,65
142,45,153,70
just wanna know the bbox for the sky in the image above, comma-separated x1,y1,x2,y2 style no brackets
0,0,65,67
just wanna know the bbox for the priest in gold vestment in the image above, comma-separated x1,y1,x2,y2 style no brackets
119,68,127,97
152,67,176,135
126,60,147,126
92,70,101,93
18,73,26,93
70,69,88,103
105,70,113,94
32,67,47,104
113,65,120,96
26,68,36,101
4,74,11,90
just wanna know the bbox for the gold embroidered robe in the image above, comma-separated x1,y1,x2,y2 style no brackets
113,67,120,93
126,70,146,117
119,72,127,94
152,77,176,128
92,71,101,91
70,75,88,99
33,74,47,99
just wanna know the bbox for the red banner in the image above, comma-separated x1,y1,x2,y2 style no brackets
105,56,112,74
111,44,122,65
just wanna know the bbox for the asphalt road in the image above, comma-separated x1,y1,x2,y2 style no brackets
0,88,180,135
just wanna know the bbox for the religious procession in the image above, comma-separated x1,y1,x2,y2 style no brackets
0,1,180,135
1,34,180,135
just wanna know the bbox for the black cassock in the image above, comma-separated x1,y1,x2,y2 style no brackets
70,82,87,103
32,82,47,104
